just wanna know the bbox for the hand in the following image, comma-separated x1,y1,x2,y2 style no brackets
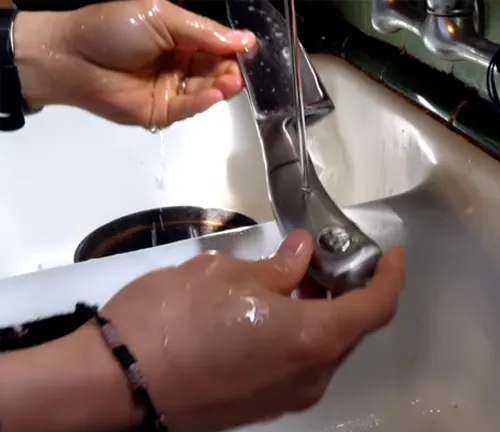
83,229,405,431
14,1,256,128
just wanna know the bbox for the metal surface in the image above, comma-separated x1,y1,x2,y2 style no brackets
371,0,425,36
227,0,382,294
426,0,474,14
421,14,496,66
371,0,499,68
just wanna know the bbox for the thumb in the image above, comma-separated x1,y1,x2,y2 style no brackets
249,229,314,295
302,247,405,362
164,3,256,55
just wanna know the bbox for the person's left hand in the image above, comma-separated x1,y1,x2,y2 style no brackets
15,0,256,128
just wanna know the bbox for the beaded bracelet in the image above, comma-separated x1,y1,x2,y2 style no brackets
76,303,168,432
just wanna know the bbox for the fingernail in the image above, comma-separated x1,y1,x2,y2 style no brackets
279,232,306,260
225,30,255,45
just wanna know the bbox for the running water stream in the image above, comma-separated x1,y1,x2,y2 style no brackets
150,126,166,190
150,126,167,247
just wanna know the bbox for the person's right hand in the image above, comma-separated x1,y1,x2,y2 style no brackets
79,229,405,431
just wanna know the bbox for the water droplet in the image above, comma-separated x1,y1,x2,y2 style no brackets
248,5,255,11
158,212,165,231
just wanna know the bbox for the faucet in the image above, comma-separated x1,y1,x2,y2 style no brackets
372,0,499,68
227,0,383,296
372,0,425,37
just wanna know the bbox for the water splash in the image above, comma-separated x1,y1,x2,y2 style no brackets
332,414,380,431
151,223,158,247
188,225,199,239
158,210,165,231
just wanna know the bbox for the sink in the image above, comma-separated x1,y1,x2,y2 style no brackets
308,55,432,207
0,54,430,279
1,53,500,432
232,58,500,431
0,88,271,277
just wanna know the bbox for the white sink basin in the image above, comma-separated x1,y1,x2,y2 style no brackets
0,54,431,279
0,97,270,277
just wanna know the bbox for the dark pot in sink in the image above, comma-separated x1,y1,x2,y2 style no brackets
74,206,257,263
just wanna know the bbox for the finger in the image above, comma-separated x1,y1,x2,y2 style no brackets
183,55,242,94
166,89,225,124
166,71,244,125
244,229,314,295
188,54,241,78
164,2,256,54
303,247,405,361
185,74,244,98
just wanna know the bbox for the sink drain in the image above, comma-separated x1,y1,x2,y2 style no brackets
74,206,257,263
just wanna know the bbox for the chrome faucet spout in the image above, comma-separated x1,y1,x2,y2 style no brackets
226,0,383,295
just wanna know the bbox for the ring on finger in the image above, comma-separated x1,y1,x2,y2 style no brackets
178,77,188,95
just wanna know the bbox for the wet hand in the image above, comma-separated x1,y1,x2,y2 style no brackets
15,0,256,128
90,229,405,431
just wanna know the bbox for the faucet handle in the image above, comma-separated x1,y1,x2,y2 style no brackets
310,223,382,296
301,177,383,296
268,149,382,297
